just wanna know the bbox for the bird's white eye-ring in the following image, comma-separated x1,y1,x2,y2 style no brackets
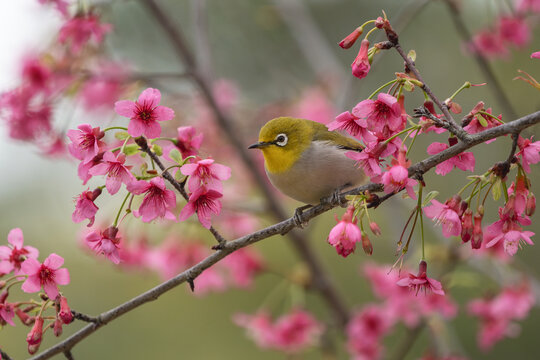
275,133,288,147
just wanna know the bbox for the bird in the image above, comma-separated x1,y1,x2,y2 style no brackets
248,117,366,209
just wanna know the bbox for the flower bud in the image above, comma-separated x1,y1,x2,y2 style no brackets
26,316,44,346
374,16,385,29
16,308,34,325
369,222,381,236
339,27,363,49
472,210,483,249
28,343,40,355
362,232,373,255
58,296,73,324
90,187,102,201
461,208,473,243
526,193,536,216
351,39,371,79
0,290,8,303
0,281,6,290
53,318,63,337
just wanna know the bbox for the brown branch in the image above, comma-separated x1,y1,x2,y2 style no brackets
134,136,227,246
70,310,98,323
31,109,540,360
0,349,14,360
444,0,518,120
140,0,351,327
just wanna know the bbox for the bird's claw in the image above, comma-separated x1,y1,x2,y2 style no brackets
292,204,312,229
321,188,345,208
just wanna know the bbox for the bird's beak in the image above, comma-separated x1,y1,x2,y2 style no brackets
248,141,272,149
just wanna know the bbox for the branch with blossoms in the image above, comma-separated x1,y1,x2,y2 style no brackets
2,1,540,360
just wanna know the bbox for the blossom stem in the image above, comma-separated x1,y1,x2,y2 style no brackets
5,279,25,292
364,26,378,41
102,126,128,132
418,185,425,260
481,182,495,207
457,178,478,196
162,164,182,174
119,136,132,155
113,192,131,227
478,110,505,124
384,125,421,144
150,137,177,144
406,128,420,157
447,81,471,102
367,79,399,100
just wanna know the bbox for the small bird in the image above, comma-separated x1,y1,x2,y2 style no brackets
248,117,366,206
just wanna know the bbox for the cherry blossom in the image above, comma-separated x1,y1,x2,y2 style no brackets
127,177,177,222
180,158,231,193
426,141,475,176
423,196,462,238
516,136,540,172
58,14,112,53
0,228,39,275
85,227,122,264
380,150,417,198
327,206,362,257
21,254,70,300
115,88,174,139
353,93,403,138
396,261,445,296
72,188,101,227
88,151,134,195
179,188,223,229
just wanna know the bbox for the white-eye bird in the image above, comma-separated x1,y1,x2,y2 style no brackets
248,117,366,205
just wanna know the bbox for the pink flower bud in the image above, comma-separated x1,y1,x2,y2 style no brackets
0,281,6,289
374,17,385,29
58,296,73,324
16,308,34,325
0,290,8,303
472,211,483,249
339,27,363,49
461,208,473,243
26,316,44,346
369,222,381,236
362,232,373,255
351,39,371,79
526,193,536,216
28,343,40,355
53,318,63,337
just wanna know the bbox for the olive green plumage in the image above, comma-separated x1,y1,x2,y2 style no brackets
249,117,366,204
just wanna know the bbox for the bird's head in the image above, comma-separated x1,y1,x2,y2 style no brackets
248,117,313,174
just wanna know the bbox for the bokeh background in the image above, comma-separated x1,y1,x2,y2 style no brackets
1,0,539,359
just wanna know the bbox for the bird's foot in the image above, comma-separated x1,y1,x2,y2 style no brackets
321,187,346,208
292,204,312,229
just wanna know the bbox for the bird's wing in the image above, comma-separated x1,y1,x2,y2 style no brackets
312,124,365,152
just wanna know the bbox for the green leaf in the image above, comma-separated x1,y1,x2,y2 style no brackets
402,80,414,92
122,144,140,156
115,131,130,140
407,49,417,62
175,169,186,182
492,178,502,201
477,114,488,127
422,191,439,207
169,148,182,164
153,144,163,156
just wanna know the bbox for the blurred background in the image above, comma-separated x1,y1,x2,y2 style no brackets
1,0,539,359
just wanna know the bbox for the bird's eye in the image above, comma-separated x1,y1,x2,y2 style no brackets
275,133,288,147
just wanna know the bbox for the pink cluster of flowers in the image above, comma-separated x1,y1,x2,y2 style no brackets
347,263,455,359
233,309,324,353
0,229,72,355
468,283,535,350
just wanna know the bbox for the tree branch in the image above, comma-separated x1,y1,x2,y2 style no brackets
31,109,540,360
0,349,14,360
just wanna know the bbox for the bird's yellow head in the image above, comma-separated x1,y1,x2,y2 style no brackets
248,117,314,174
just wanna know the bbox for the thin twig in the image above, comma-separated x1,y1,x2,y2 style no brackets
63,350,74,360
444,0,517,120
71,310,99,323
0,349,14,360
31,109,540,360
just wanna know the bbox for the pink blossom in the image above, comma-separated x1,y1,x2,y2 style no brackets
0,302,15,326
21,55,51,92
127,177,177,222
381,150,417,198
21,253,70,299
26,316,44,347
175,126,203,158
485,229,534,256
517,0,540,13
327,206,362,257
464,108,501,143
115,88,174,139
353,93,403,138
180,158,231,193
396,261,445,296
179,187,223,229
58,296,73,324
426,141,475,176
532,51,540,59
79,77,123,110
346,142,387,178
221,248,264,288
415,102,447,135
468,284,534,350
67,124,105,161
77,153,103,185
234,309,323,353
291,87,335,124
85,226,122,264
72,188,101,227
328,111,376,142
351,39,371,79
423,197,462,237
469,30,508,58
516,136,540,172
58,14,112,53
0,228,39,275
346,305,393,359
498,16,530,47
88,151,134,195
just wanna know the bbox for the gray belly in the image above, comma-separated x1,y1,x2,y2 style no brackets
266,141,365,204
